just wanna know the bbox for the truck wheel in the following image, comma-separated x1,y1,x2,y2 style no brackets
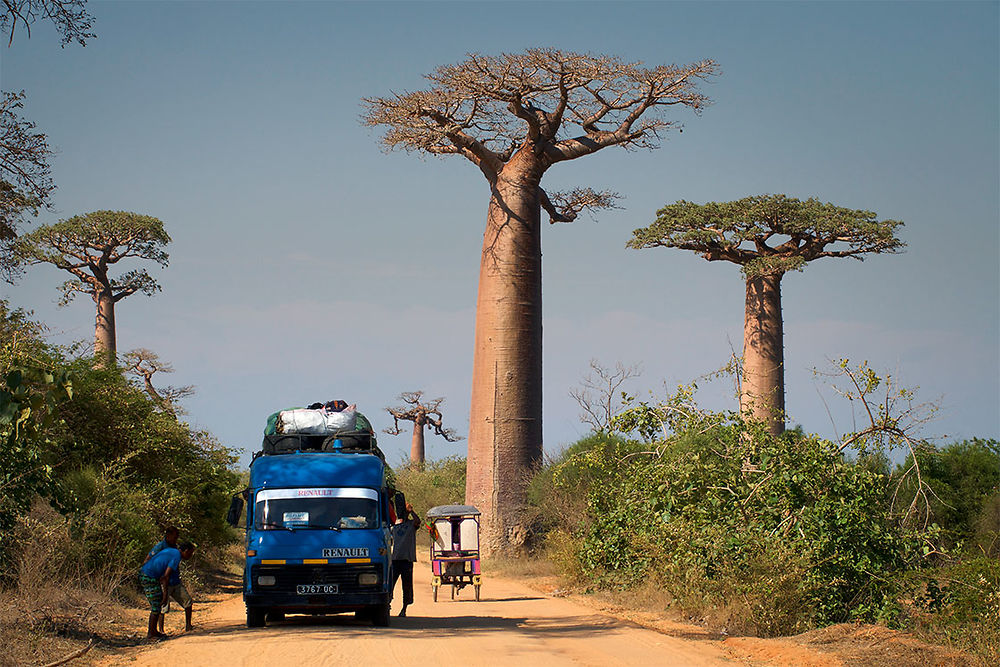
371,602,390,627
246,606,267,628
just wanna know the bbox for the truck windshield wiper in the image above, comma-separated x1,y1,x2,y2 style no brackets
259,521,295,531
299,523,341,531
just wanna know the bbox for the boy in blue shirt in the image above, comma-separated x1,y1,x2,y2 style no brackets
143,527,194,634
145,526,179,560
139,541,195,639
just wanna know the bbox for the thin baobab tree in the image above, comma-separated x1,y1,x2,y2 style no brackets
628,194,904,435
384,391,462,468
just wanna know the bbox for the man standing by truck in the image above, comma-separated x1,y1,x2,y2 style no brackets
391,502,421,617
139,542,196,638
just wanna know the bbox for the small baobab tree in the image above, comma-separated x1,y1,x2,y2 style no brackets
123,348,194,414
628,194,904,435
384,391,462,468
364,49,718,552
15,210,170,365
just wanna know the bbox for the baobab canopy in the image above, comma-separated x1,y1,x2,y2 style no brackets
363,48,719,221
628,194,905,277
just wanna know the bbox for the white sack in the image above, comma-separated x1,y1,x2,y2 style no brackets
325,406,357,431
279,406,358,434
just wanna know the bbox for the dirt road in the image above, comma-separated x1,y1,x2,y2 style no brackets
104,561,738,667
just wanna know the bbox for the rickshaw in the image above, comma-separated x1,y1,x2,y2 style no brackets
426,505,481,602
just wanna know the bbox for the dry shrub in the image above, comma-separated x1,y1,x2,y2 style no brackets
393,456,466,519
0,501,131,666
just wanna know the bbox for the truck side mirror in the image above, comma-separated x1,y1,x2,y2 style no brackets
226,495,245,527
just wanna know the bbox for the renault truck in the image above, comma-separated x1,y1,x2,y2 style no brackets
228,428,394,627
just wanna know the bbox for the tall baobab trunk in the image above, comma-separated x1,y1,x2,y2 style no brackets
410,415,426,468
94,288,117,366
741,273,785,435
466,157,544,555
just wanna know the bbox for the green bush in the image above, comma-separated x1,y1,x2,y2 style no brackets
912,556,1000,663
0,304,241,587
893,439,1000,551
393,456,466,519
535,414,925,633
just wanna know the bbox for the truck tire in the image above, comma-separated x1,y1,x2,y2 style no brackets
246,606,267,628
371,602,390,627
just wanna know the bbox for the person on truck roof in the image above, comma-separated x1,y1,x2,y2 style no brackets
139,542,195,639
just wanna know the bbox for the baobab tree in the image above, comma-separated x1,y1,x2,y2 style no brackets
364,49,717,552
628,194,904,435
384,391,462,468
15,210,170,364
123,348,194,414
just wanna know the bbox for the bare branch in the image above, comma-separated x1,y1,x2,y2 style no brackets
569,359,642,432
1,0,95,47
123,348,194,414
541,187,621,224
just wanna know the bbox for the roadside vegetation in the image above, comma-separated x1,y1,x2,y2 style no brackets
521,365,999,664
393,456,467,520
0,301,241,665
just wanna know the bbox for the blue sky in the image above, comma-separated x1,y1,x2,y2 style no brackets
3,1,997,466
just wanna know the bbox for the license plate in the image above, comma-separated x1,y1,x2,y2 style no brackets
296,584,338,595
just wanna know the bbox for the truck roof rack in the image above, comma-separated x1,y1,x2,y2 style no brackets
258,431,385,461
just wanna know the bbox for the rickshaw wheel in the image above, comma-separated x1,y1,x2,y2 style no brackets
432,585,438,602
475,584,480,601
451,585,455,599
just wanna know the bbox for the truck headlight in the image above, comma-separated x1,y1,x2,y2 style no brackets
257,575,276,586
358,573,378,586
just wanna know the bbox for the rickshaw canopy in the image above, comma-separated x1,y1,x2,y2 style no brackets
426,504,481,518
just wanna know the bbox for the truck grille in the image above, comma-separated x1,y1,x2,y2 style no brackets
251,563,380,594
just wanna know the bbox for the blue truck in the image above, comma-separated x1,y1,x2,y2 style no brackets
227,427,394,628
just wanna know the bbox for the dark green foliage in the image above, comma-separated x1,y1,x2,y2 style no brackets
556,421,916,630
530,369,999,657
894,439,1000,551
0,302,72,565
43,359,240,570
627,194,904,278
0,304,239,582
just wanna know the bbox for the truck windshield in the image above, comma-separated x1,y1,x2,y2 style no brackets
254,487,378,530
